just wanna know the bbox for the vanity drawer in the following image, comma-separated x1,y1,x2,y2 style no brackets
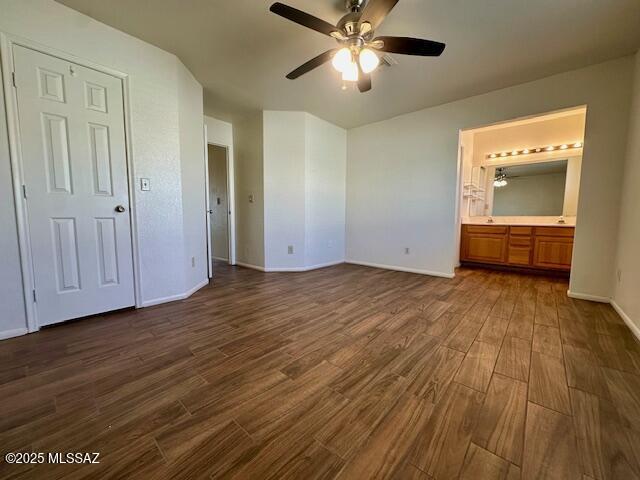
509,236,532,247
510,226,533,236
535,226,575,237
464,225,508,235
508,246,532,266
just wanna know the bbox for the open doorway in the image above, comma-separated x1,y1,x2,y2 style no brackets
206,144,231,276
455,106,587,277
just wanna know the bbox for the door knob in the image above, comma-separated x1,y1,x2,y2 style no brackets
115,205,126,213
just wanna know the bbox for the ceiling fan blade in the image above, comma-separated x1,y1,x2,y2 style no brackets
270,2,339,37
373,36,446,56
358,0,400,32
286,49,337,79
357,63,372,92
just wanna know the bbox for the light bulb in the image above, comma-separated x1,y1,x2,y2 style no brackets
332,48,352,73
573,142,582,148
489,153,497,159
500,152,507,157
359,48,380,74
511,150,519,156
560,144,568,150
522,149,530,154
342,61,359,82
546,145,555,151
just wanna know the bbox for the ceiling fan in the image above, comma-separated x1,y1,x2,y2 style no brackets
269,0,446,92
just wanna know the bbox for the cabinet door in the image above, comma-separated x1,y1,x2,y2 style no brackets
464,234,508,264
533,236,573,270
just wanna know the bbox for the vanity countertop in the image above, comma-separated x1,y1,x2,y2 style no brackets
462,222,575,227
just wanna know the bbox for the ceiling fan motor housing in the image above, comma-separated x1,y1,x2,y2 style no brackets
346,0,365,12
337,12,364,37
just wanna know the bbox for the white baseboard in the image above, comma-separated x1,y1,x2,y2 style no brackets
265,260,344,272
346,259,455,279
184,278,210,298
141,278,209,307
213,256,229,262
237,260,344,273
236,261,267,272
611,299,640,342
567,290,611,303
0,327,29,341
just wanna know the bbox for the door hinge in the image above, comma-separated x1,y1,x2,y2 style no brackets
11,72,17,88
32,289,37,302
22,184,27,199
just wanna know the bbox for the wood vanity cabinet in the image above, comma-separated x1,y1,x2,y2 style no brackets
459,225,508,264
460,224,574,272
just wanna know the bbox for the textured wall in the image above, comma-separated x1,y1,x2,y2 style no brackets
234,112,265,267
614,50,640,332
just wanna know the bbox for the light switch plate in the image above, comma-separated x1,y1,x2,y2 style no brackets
140,178,150,191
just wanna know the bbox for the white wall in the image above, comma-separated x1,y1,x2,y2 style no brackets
305,114,347,268
263,111,307,269
471,113,586,165
204,115,235,265
0,0,207,336
613,50,640,334
563,156,582,217
234,111,265,267
178,65,207,293
347,56,634,295
261,111,346,271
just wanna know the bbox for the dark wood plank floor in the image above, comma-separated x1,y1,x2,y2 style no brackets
1,262,640,479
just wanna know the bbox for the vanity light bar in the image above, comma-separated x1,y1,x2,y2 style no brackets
487,142,583,159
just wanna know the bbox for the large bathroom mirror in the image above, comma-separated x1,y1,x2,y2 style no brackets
492,160,567,216
467,156,582,218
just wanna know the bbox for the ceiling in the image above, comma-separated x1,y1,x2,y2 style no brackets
55,0,640,128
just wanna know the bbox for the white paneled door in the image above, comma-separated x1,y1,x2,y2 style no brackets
13,45,135,327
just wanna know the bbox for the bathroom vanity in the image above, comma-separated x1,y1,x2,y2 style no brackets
460,224,574,273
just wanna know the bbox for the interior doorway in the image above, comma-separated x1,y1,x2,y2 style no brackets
206,143,231,276
455,106,587,277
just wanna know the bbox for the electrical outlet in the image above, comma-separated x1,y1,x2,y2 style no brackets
288,245,294,255
140,178,150,191
617,269,622,283
404,247,410,255
248,194,254,203
191,256,195,268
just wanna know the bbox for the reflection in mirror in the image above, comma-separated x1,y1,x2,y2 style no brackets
492,160,567,216
466,156,583,218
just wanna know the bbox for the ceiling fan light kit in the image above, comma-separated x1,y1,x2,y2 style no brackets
269,0,446,92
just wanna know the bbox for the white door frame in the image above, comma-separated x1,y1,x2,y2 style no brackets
0,33,142,332
205,141,235,273
204,125,213,278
